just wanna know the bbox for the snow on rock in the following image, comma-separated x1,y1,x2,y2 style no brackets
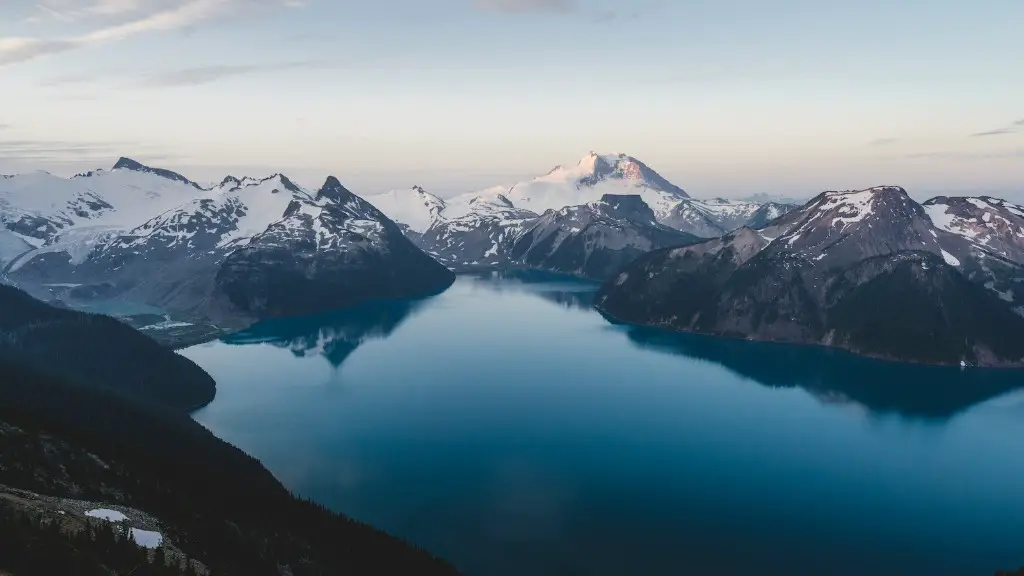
941,249,961,266
85,509,128,522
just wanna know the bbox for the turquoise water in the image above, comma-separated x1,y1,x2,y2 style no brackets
184,272,1024,575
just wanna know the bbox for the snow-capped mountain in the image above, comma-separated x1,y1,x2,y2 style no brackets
417,194,538,269
923,196,1024,307
450,152,690,222
661,197,797,237
596,186,1024,367
0,158,204,250
2,159,455,327
362,186,447,235
209,176,454,324
510,194,700,280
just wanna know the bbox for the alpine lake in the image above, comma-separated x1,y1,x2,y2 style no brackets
180,271,1024,576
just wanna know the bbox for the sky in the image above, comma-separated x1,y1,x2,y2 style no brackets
0,0,1022,200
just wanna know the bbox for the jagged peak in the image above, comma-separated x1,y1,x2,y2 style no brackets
316,176,355,203
112,157,200,189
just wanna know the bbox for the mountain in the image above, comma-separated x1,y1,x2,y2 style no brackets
509,194,700,280
8,173,317,314
596,186,1024,367
922,195,1024,311
662,197,797,237
208,176,455,324
453,152,690,221
363,186,447,234
4,161,456,334
741,192,808,205
0,158,204,255
417,194,539,269
361,153,798,268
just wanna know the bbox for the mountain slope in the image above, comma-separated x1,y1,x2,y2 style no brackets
661,197,783,237
510,194,700,280
596,187,1024,367
209,177,455,323
0,283,214,410
0,159,204,255
363,186,447,234
922,196,1024,310
417,194,539,269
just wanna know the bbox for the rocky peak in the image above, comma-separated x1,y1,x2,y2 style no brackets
220,175,242,188
316,176,355,204
112,157,200,189
598,194,656,223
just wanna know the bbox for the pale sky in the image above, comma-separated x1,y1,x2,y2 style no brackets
1,0,1022,199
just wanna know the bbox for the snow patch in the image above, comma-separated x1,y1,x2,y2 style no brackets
130,528,163,549
941,250,961,266
86,509,128,522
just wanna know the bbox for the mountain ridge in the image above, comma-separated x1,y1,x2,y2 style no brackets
595,185,1024,367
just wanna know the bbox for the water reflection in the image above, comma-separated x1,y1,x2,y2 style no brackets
463,269,597,310
222,297,429,367
615,322,1024,420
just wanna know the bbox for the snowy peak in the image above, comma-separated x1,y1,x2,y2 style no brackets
361,186,447,234
763,185,951,269
923,196,1024,265
112,157,200,189
561,152,688,198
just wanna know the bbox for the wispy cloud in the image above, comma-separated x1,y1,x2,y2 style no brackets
970,118,1024,137
868,137,898,146
139,60,317,87
1,1,305,67
0,137,177,166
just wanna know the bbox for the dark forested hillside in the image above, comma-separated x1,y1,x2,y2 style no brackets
0,359,460,575
0,285,214,410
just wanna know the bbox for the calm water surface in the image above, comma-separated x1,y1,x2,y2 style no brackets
183,272,1024,575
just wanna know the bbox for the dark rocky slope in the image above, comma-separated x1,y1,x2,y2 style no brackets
596,187,1024,367
509,194,700,280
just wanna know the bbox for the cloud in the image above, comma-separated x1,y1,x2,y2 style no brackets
473,0,575,13
0,37,80,65
868,137,898,146
139,60,316,86
970,118,1024,137
0,1,303,66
